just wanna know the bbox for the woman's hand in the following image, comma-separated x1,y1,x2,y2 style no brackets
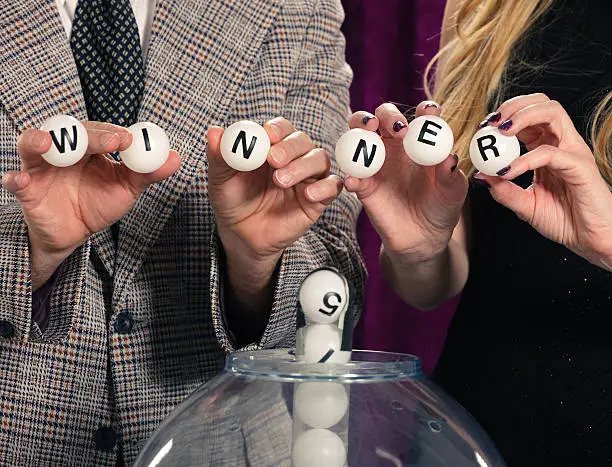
476,93,612,270
344,102,468,263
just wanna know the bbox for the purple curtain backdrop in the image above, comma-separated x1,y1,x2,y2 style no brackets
340,1,459,375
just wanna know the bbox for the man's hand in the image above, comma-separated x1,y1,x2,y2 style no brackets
206,117,343,316
2,121,182,289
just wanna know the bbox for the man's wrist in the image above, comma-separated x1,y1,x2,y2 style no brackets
30,244,76,291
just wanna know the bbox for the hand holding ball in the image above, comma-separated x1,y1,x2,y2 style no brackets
119,122,170,173
40,115,88,167
469,126,520,175
403,115,454,166
334,128,385,178
219,120,271,171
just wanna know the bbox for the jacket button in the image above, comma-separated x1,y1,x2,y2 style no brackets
94,426,117,452
113,312,134,334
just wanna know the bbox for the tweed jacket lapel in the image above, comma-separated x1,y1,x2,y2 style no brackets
112,0,282,309
0,0,118,276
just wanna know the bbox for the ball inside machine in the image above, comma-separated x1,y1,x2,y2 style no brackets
135,269,506,467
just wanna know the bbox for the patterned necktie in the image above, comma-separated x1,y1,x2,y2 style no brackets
70,0,145,127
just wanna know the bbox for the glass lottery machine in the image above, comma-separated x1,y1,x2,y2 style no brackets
132,119,516,466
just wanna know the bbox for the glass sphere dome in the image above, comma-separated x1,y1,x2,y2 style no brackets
135,350,506,467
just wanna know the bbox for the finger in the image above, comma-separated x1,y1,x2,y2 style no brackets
349,111,380,131
486,176,535,223
1,171,31,198
415,100,441,118
17,130,52,166
264,117,296,145
304,174,343,205
434,153,469,202
273,148,330,188
205,126,237,186
268,131,314,169
84,130,123,155
84,121,132,150
375,102,408,138
344,175,378,200
120,150,182,193
497,100,579,143
494,93,551,124
496,144,592,185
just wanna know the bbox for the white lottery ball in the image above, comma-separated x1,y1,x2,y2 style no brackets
292,429,346,467
403,115,454,166
294,382,348,428
120,122,170,173
335,128,385,178
302,324,340,363
299,269,348,325
469,126,520,176
40,115,88,167
220,120,270,171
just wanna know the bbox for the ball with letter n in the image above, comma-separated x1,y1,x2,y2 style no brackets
219,120,271,171
334,128,386,178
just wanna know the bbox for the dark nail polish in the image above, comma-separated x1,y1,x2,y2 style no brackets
488,112,502,123
477,119,489,130
496,166,511,176
375,129,382,136
424,102,439,109
362,115,373,125
451,164,457,172
499,120,513,131
472,177,490,188
393,121,407,133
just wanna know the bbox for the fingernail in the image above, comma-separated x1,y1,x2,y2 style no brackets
375,129,382,136
275,169,291,185
270,147,284,165
477,119,489,130
33,131,47,147
13,174,21,185
496,166,511,176
487,112,502,123
362,114,374,125
269,122,282,139
424,102,439,109
499,120,513,131
393,121,407,133
101,133,117,146
305,186,318,200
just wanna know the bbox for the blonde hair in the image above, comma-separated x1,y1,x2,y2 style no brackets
425,0,612,182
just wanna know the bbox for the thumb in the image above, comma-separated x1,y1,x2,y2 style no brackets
120,150,182,192
206,126,237,186
434,154,469,205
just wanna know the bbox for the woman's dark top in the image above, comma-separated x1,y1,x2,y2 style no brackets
432,1,612,466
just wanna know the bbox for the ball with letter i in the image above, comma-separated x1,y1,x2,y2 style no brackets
403,115,454,166
299,267,349,325
40,115,89,167
469,126,521,176
334,128,386,178
219,120,271,171
119,122,170,173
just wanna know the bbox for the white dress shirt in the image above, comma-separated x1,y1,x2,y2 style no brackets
55,0,157,56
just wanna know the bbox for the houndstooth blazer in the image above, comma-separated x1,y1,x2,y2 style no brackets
0,0,365,464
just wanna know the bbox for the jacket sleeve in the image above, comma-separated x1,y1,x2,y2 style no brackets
210,0,366,351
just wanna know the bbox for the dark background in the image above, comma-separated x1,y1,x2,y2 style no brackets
340,1,453,374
